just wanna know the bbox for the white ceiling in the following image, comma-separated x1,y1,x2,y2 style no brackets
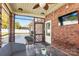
7,3,65,18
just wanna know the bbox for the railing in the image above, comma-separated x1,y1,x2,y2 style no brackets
2,29,30,34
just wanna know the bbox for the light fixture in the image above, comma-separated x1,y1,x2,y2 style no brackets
18,8,23,11
41,12,45,15
65,4,69,9
39,3,46,8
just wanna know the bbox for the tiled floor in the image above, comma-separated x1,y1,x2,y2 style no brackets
12,43,67,56
2,34,68,56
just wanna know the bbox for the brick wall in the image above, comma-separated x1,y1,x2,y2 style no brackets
46,3,79,48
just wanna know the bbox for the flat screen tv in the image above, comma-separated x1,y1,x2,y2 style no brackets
58,11,78,26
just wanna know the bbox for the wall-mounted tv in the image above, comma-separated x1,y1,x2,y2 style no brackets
58,11,78,26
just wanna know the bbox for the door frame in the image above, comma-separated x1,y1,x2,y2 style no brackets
34,17,45,43
45,20,52,44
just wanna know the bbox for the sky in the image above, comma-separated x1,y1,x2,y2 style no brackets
15,15,33,27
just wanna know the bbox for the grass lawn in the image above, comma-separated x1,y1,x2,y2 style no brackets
2,32,9,36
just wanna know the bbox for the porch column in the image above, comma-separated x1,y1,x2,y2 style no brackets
0,8,2,47
0,16,2,47
9,14,15,42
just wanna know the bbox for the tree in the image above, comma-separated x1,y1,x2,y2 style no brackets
68,15,77,21
15,22,21,29
27,22,32,29
2,9,8,29
2,17,8,29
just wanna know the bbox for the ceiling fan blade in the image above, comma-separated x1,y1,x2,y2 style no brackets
43,3,49,10
33,4,39,9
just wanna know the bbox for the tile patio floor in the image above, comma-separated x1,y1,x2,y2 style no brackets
12,43,67,56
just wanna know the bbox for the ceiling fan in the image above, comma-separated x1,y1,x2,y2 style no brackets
33,3,49,10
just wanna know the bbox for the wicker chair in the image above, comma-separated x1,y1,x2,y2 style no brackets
25,36,33,45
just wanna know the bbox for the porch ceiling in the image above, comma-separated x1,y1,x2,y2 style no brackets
7,3,65,18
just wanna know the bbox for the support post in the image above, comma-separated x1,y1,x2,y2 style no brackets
0,17,2,47
9,14,15,42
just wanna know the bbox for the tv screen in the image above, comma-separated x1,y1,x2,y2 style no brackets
58,11,78,26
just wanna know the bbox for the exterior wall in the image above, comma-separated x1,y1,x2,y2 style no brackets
46,3,79,48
